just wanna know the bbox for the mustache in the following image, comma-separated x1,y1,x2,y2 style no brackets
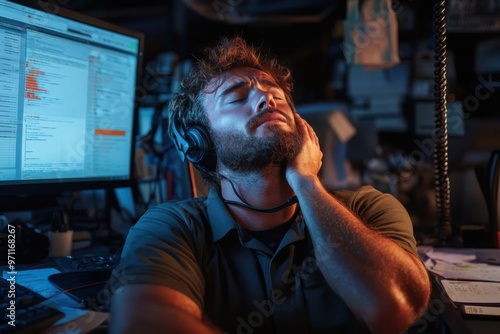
246,108,291,130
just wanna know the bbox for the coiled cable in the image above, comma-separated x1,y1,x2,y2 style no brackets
432,0,461,246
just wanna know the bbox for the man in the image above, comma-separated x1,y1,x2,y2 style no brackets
108,36,431,334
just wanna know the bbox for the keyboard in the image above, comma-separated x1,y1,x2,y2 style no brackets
55,253,120,272
51,253,119,310
1,276,64,333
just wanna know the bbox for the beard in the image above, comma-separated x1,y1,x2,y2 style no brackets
211,123,303,172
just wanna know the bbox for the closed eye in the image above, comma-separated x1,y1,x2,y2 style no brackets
229,98,246,104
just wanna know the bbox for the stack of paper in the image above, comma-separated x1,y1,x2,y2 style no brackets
419,246,500,282
418,246,500,317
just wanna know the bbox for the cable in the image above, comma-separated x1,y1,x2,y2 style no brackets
432,0,461,246
222,196,298,213
215,172,298,213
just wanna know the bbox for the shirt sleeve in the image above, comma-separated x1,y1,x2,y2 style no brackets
107,200,206,309
333,185,418,256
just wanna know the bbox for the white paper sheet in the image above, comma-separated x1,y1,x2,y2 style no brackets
441,279,500,304
424,259,500,282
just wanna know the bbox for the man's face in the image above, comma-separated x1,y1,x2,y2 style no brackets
203,67,303,171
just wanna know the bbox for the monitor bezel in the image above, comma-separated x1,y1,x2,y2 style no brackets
0,0,145,198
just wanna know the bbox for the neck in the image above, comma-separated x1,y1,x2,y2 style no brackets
219,165,297,230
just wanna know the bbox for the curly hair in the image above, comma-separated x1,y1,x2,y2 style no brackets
168,36,295,188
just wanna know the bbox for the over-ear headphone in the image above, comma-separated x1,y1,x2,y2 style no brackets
170,118,216,171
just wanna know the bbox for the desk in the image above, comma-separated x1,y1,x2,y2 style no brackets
427,275,499,334
2,242,114,333
2,265,109,333
417,247,500,334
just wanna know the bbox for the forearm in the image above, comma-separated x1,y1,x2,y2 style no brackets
294,176,430,333
109,285,222,334
110,306,220,334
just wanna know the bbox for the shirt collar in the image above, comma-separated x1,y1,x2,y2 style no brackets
207,188,239,242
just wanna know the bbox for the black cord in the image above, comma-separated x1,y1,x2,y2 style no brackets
222,196,298,213
216,172,298,213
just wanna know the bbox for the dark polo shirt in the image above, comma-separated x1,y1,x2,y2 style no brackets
110,185,418,334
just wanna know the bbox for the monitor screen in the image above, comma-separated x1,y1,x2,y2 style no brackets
0,0,144,201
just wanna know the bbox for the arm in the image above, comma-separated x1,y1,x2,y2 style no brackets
110,284,221,334
286,113,431,334
107,203,222,334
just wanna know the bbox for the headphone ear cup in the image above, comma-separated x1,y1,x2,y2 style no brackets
185,125,216,171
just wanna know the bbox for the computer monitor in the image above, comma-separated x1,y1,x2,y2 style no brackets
0,0,144,210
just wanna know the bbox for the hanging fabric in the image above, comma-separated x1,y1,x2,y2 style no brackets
343,0,400,69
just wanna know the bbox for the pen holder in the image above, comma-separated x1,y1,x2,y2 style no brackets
48,230,74,257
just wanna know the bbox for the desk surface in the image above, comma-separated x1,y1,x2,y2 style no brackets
1,241,115,333
418,246,500,334
429,276,500,334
